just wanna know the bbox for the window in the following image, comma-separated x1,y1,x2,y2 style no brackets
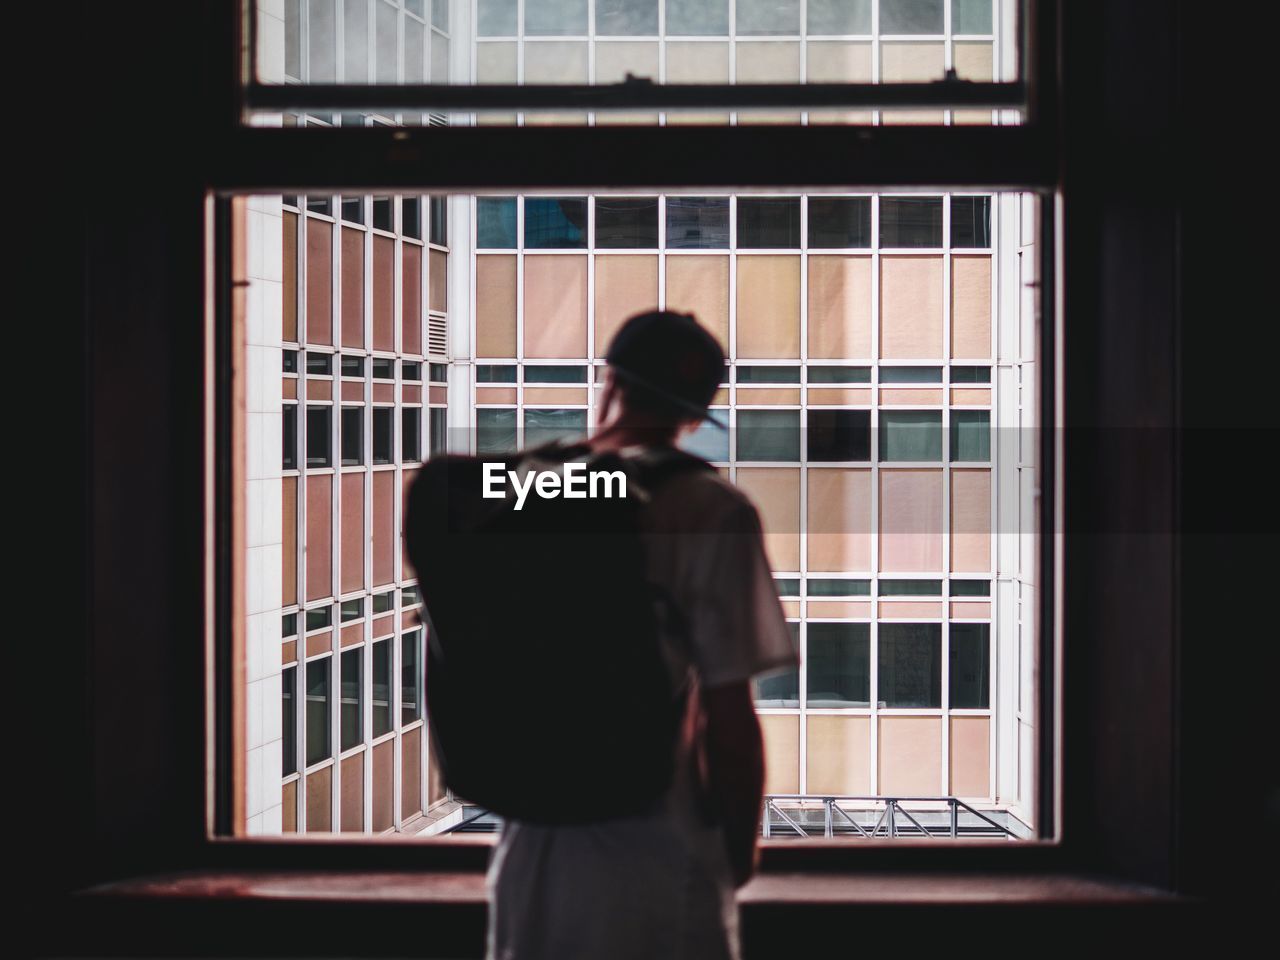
372,196,393,231
401,196,422,240
340,648,362,751
282,349,298,373
477,407,517,453
371,639,392,738
880,197,944,248
476,363,517,383
402,360,422,381
680,418,729,462
808,366,871,384
402,629,422,725
595,198,658,248
306,406,332,467
881,366,942,383
341,355,365,378
879,410,942,461
340,598,363,622
371,358,395,379
524,365,588,384
951,196,992,248
878,624,942,708
808,409,871,462
305,658,332,767
429,407,448,456
880,579,943,596
371,408,393,464
738,198,801,248
950,623,990,708
666,198,729,249
282,613,298,637
283,405,298,470
738,365,801,384
477,197,518,249
737,409,800,461
403,408,422,462
524,198,588,248
282,666,297,776
809,578,872,596
951,410,991,461
340,407,363,466
808,197,871,249
524,408,586,447
807,623,870,707
341,196,364,224
305,607,332,631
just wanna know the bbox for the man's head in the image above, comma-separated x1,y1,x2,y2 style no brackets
601,310,726,434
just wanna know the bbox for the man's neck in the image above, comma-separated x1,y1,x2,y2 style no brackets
587,417,680,453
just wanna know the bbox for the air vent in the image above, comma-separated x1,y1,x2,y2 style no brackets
428,113,448,127
427,315,448,359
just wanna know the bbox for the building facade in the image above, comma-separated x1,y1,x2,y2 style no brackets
240,0,1038,838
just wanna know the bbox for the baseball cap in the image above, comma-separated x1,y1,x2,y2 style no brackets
604,310,727,429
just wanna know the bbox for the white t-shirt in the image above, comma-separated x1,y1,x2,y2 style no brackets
486,453,798,960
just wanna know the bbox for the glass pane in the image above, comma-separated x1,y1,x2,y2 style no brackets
808,578,871,596
880,410,942,461
950,410,990,461
737,365,800,384
754,626,801,705
372,408,393,464
807,409,871,462
524,365,588,383
951,365,991,383
402,630,422,724
525,0,588,36
476,363,518,383
680,417,730,461
807,623,870,707
341,407,363,465
880,197,944,248
667,0,729,35
477,408,518,453
429,406,448,456
595,198,659,248
282,667,297,775
807,365,871,384
524,408,587,447
808,197,871,248
736,0,801,36
808,0,871,35
737,409,800,461
950,623,990,707
951,196,992,248
880,578,942,595
372,639,391,738
738,198,801,248
878,623,942,708
477,197,518,249
953,0,993,34
881,366,942,383
306,406,332,467
666,198,730,249
477,0,518,36
340,648,362,751
402,407,422,462
305,657,332,766
283,405,298,469
524,198,588,248
596,0,658,35
880,0,944,34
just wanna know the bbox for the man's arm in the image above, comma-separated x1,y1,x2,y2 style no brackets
702,680,765,888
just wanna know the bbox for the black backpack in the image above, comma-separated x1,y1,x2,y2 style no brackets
405,442,715,824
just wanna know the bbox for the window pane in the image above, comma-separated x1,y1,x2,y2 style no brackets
951,580,991,597
371,639,392,738
878,624,942,708
738,198,801,248
736,0,800,36
680,417,730,461
372,197,393,231
524,365,588,383
951,196,992,248
808,197,871,248
880,578,942,595
341,406,363,465
667,0,728,35
880,0,944,34
306,606,332,631
881,365,942,383
737,409,800,461
282,666,297,776
341,195,364,224
340,648,362,751
807,409,871,461
953,0,993,34
880,197,944,247
775,578,801,597
807,623,870,707
666,197,730,249
525,0,588,36
306,351,334,375
372,357,395,378
950,410,990,461
401,197,421,240
524,198,588,248
950,623,990,707
737,365,800,384
306,406,332,467
477,0,517,35
880,410,942,461
372,590,394,614
340,598,363,621
808,0,871,34
476,363,518,383
477,197,518,249
808,577,871,596
754,624,801,705
524,408,587,447
429,407,447,456
596,0,658,35
283,405,298,469
595,198,659,248
372,408,393,463
402,407,422,462
305,657,332,766
807,365,871,384
402,630,422,724
341,355,365,378
477,408,517,453
951,365,991,383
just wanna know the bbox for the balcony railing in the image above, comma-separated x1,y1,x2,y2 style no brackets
763,795,1024,840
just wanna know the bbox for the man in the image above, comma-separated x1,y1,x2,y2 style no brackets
486,311,797,960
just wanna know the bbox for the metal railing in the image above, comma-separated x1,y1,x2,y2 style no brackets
762,795,1021,840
